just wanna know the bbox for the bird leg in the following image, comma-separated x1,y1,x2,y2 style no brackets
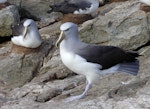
65,80,92,102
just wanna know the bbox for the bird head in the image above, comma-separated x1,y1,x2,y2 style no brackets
23,19,35,39
55,22,78,48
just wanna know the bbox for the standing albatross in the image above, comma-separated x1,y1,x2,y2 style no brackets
11,19,42,48
56,22,139,102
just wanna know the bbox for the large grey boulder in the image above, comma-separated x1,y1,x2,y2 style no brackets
0,40,52,88
7,0,63,28
32,49,74,83
79,1,150,50
0,5,20,37
8,0,62,20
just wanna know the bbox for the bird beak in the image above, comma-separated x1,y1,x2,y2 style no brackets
23,26,28,39
55,31,64,48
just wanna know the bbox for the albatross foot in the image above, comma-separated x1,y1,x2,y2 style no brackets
65,94,85,102
64,80,92,102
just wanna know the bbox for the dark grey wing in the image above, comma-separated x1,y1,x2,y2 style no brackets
11,20,25,36
76,44,139,70
48,0,91,14
69,0,91,9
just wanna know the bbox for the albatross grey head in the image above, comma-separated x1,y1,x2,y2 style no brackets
23,19,37,38
55,22,78,47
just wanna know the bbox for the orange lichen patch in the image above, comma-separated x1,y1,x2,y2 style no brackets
61,14,93,24
140,5,150,12
11,44,42,55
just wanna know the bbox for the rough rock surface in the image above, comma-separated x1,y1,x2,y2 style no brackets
79,1,150,49
0,5,19,37
0,47,150,109
0,39,52,88
8,0,63,23
0,0,150,109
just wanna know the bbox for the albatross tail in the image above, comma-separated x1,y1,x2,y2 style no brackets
118,60,139,76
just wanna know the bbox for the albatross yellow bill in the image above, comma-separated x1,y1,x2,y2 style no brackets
55,31,64,48
23,26,28,39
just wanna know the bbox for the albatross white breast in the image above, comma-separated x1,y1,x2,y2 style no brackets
56,22,140,102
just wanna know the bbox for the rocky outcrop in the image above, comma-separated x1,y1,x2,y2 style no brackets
0,0,150,109
0,46,150,109
0,5,19,37
0,40,52,88
79,1,150,50
8,0,63,22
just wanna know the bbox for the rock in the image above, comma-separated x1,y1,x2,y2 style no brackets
39,21,61,36
8,75,84,99
1,74,150,109
0,39,52,88
35,88,62,102
7,0,21,7
147,12,150,30
108,0,129,3
37,13,63,29
0,5,19,37
32,49,74,83
8,0,62,21
79,0,150,50
108,77,148,100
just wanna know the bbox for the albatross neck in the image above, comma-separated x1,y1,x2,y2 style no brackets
64,31,81,51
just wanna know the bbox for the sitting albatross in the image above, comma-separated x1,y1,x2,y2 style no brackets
47,0,107,24
139,0,150,5
47,0,100,14
11,19,42,48
55,22,139,102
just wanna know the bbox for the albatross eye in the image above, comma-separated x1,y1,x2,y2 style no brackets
64,28,70,32
28,24,31,27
